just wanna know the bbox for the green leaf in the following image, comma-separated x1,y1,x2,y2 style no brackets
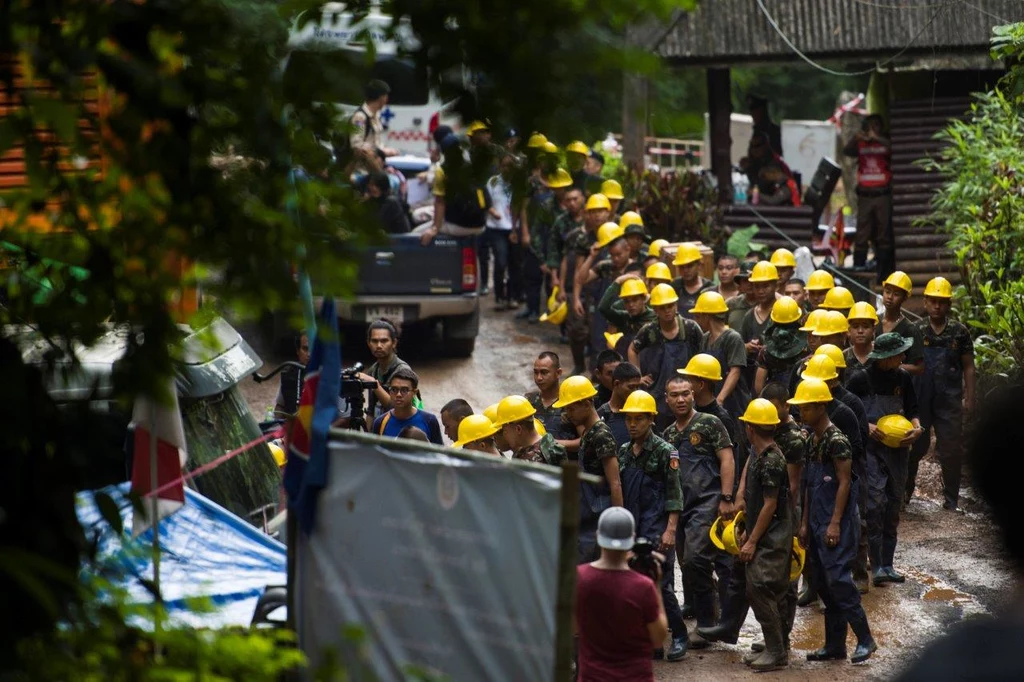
93,491,124,536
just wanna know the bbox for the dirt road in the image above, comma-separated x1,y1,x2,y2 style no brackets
239,304,1015,681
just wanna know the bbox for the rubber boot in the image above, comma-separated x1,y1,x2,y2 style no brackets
807,611,847,660
750,650,788,672
847,609,877,663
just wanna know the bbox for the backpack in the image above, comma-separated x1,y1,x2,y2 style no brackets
444,179,492,228
331,106,374,166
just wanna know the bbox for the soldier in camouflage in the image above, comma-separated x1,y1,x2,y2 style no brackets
734,399,793,671
561,194,608,373
792,379,877,665
660,375,735,647
501,412,566,466
598,273,656,359
553,375,623,563
618,389,688,662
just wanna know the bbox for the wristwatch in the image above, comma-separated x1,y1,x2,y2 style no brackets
720,493,734,503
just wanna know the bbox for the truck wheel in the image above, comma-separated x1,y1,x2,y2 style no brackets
445,337,476,358
442,308,480,358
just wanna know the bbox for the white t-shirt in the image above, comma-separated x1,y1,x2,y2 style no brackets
485,175,513,230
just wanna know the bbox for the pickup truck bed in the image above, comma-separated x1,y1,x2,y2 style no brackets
335,232,480,356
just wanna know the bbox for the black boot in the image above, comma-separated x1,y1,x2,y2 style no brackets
847,608,877,663
853,247,869,268
666,636,688,662
696,623,739,646
807,611,847,660
797,582,818,607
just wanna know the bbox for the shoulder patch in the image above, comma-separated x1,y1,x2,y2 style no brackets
669,457,679,470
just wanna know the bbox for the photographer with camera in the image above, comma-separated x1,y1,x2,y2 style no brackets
617,390,688,662
355,319,411,421
576,507,668,682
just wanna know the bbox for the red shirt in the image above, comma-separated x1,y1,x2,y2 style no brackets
575,564,659,682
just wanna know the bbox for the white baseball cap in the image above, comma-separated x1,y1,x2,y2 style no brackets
597,507,636,550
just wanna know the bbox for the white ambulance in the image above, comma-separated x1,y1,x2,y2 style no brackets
287,2,459,158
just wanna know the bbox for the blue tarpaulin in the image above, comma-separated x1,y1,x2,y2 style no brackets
76,484,287,628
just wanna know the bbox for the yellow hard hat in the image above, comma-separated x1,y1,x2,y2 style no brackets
620,389,658,414
847,300,879,323
649,283,679,307
924,276,953,299
466,120,490,135
595,222,625,248
269,442,286,467
526,133,548,149
547,286,560,313
566,140,590,156
710,515,730,552
788,378,834,405
619,278,649,299
770,248,797,268
877,414,914,448
619,211,643,229
601,179,625,200
542,141,559,154
719,510,747,556
771,296,803,324
799,308,828,333
739,398,781,426
540,301,567,324
821,286,855,311
883,270,913,295
552,375,598,408
483,403,499,423
789,537,806,581
672,243,702,266
814,343,847,369
689,290,729,315
453,414,499,448
543,168,573,189
801,354,839,382
748,261,779,283
805,269,836,292
493,395,537,426
605,331,624,349
585,193,611,211
812,310,850,337
648,239,670,258
535,418,547,436
645,262,672,283
678,353,723,382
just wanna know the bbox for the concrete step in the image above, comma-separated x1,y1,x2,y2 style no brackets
890,103,970,117
892,246,954,260
892,183,941,197
892,163,942,177
893,258,959,275
891,171,944,185
891,96,970,110
891,140,945,156
892,202,932,217
890,115,964,131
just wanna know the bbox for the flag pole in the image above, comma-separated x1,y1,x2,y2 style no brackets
149,401,162,650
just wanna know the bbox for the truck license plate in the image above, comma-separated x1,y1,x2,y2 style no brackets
365,306,404,324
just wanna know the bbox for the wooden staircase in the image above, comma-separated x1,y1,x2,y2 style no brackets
723,204,815,253
888,96,968,311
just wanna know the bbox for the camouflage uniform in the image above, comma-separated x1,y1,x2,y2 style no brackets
743,442,793,661
908,318,973,507
512,433,566,466
805,424,873,651
631,314,705,430
524,391,576,441
662,412,734,629
618,429,687,642
577,420,620,563
547,213,582,272
671,276,716,320
564,227,598,361
843,346,871,374
596,280,656,358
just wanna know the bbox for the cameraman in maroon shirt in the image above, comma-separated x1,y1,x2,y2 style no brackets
575,507,668,681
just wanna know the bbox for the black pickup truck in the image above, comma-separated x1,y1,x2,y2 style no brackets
335,231,480,356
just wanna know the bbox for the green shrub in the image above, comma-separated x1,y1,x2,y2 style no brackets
923,89,1024,376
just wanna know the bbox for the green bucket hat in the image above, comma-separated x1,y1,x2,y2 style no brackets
735,261,753,280
764,327,808,360
869,332,914,360
624,223,647,238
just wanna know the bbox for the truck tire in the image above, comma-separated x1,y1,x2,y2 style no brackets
442,307,480,358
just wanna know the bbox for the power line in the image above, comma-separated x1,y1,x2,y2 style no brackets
755,0,953,77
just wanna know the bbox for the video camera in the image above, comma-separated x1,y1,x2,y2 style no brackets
628,537,665,583
340,362,378,431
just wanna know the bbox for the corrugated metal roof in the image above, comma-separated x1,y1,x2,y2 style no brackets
644,0,1024,66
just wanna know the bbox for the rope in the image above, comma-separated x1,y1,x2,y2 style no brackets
742,203,924,321
755,0,953,77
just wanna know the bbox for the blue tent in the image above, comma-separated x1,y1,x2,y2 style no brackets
77,484,286,628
